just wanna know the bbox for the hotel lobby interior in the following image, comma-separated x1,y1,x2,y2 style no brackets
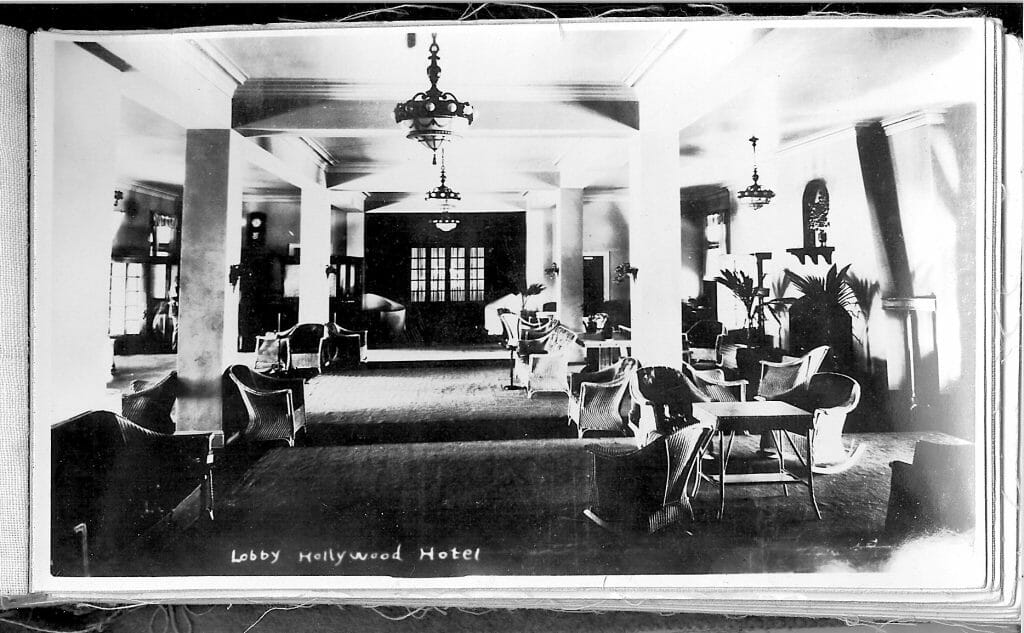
37,19,991,581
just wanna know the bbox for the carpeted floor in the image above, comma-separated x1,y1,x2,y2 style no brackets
303,362,578,444
113,430,970,578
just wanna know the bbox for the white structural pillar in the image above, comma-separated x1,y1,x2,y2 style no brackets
558,188,585,330
334,190,365,258
298,184,332,323
177,129,245,432
628,98,683,367
525,192,556,307
33,41,123,422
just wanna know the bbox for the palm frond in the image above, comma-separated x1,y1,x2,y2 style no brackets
846,273,881,318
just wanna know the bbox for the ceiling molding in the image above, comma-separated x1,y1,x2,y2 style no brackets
120,181,182,201
583,188,630,203
236,79,636,103
298,137,339,167
243,188,301,203
881,109,948,136
185,39,248,96
777,125,858,156
623,29,685,87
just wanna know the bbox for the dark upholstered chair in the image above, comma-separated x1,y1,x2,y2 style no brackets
121,371,178,434
886,439,974,541
51,410,216,576
584,423,715,533
224,365,306,446
568,357,640,438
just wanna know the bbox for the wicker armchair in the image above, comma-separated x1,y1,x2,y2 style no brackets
51,410,217,576
121,371,178,434
516,323,584,398
324,322,368,368
254,327,292,373
756,345,830,400
224,365,306,446
584,423,715,533
628,366,698,445
567,357,640,438
778,372,864,473
286,323,329,373
754,345,829,455
681,362,749,402
682,320,726,369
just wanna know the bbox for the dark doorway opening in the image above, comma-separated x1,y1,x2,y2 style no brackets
582,255,605,314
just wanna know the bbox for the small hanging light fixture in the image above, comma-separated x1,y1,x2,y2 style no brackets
426,150,461,232
394,33,475,165
737,136,776,210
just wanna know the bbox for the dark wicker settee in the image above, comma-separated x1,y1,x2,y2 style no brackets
50,411,217,576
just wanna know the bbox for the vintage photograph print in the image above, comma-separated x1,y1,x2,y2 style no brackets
31,17,999,592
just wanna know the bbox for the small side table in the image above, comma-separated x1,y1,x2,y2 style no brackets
692,401,820,520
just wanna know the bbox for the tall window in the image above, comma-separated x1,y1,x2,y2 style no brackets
448,247,466,301
411,246,485,302
429,248,446,302
109,262,145,336
468,247,485,301
410,248,427,302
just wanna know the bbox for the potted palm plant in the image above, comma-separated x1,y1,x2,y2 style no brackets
515,281,546,320
784,264,858,370
714,269,772,346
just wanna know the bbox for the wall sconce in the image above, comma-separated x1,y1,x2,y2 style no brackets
544,262,560,277
613,262,638,284
325,264,338,278
112,190,137,217
228,264,244,289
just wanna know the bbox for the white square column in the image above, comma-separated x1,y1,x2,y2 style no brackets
298,185,332,323
177,129,245,432
525,192,556,309
557,188,585,330
629,110,683,368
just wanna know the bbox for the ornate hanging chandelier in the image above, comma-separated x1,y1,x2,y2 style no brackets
737,136,776,210
394,33,474,164
426,151,461,232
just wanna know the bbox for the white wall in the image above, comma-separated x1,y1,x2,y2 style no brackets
722,108,979,435
582,196,631,303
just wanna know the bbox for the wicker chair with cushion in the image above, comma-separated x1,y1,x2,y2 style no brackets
583,422,715,533
121,371,178,434
567,357,640,438
777,372,864,473
51,410,217,576
516,323,584,398
224,365,306,446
